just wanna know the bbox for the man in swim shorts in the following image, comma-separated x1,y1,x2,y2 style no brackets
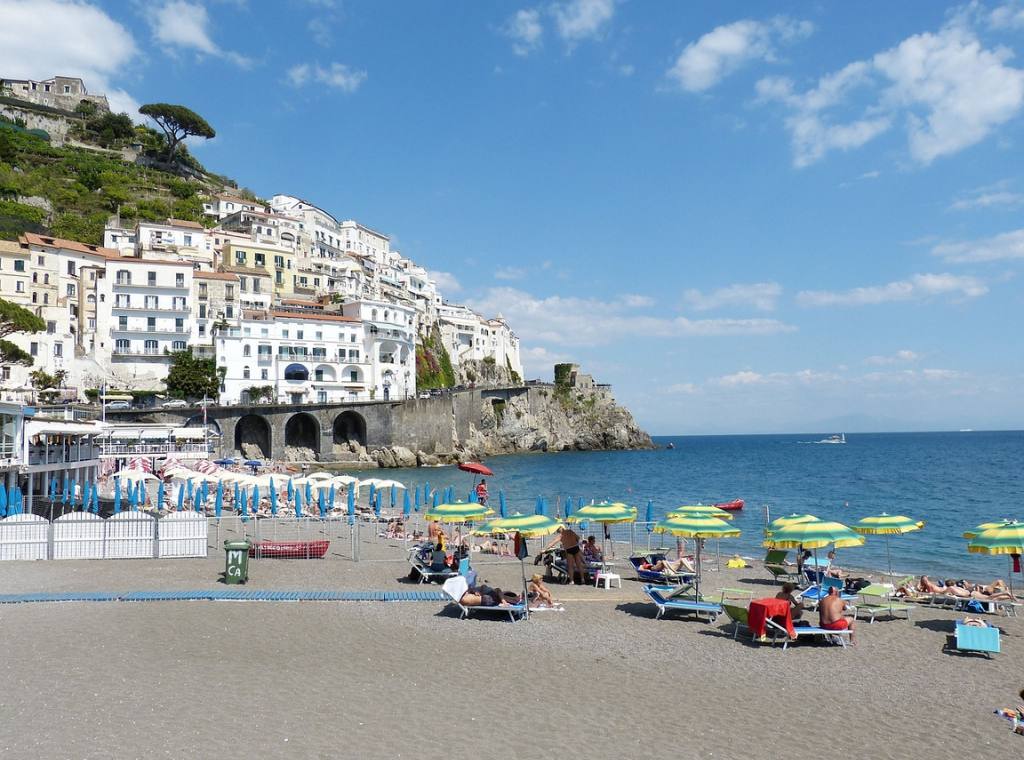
819,586,855,643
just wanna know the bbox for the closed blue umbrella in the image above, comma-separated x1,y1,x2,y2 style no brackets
70,477,78,507
201,481,209,509
251,484,260,513
234,482,240,510
126,481,134,511
0,486,7,517
414,487,421,511
328,483,336,512
186,479,194,504
368,483,376,505
305,481,313,504
565,496,573,518
139,479,147,509
92,483,99,513
295,487,303,518
49,477,57,500
468,489,476,504
373,491,381,517
645,499,654,532
156,479,164,513
318,487,326,518
390,486,397,509
214,480,223,518
240,487,248,517
577,496,585,513
423,482,430,504
62,477,69,504
113,477,121,513
347,486,355,518
499,490,507,518
287,478,294,500
177,482,185,510
535,496,545,516
432,490,439,508
403,489,411,517
10,486,22,515
269,478,277,515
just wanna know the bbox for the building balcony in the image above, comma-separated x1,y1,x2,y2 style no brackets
111,326,190,335
256,355,273,365
114,280,188,290
112,304,189,313
111,348,173,358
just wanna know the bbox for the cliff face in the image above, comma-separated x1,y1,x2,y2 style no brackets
465,384,653,455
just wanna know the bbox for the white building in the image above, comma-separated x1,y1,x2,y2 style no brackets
339,299,417,401
202,194,268,221
437,302,522,378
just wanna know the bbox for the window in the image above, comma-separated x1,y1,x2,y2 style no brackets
53,342,63,358
63,85,70,94
317,390,327,403
115,338,130,353
243,345,251,357
274,255,284,268
1,367,8,381
175,318,184,332
252,279,261,294
43,273,49,285
314,368,324,382
297,330,304,340
13,259,24,272
144,339,158,354
254,253,265,266
239,277,248,292
275,272,283,285
36,256,44,266
118,316,128,330
225,285,234,300
32,292,37,303
30,342,38,356
172,340,186,351
198,324,206,337
46,321,56,334
198,304,207,319
282,329,289,339
147,317,156,330
184,235,192,246
148,271,157,286
145,295,158,309
175,273,185,288
15,282,23,293
235,251,246,265
225,306,233,318
116,269,129,285
66,283,75,297
350,370,359,382
243,366,250,379
198,283,208,299
172,297,186,310
261,369,268,380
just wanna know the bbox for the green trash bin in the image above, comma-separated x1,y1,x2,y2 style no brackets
224,540,251,584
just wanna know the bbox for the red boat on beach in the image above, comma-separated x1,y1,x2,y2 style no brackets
249,540,329,559
714,499,744,511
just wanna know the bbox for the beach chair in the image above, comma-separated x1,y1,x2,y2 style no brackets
950,621,1000,658
764,618,851,650
722,603,752,639
797,577,857,611
641,584,721,622
764,550,802,585
441,576,526,623
408,554,458,584
629,553,696,585
855,584,913,623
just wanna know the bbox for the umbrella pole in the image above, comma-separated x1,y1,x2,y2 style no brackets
695,540,702,600
886,536,893,581
521,555,529,621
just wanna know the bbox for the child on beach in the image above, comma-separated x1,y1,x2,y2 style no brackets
528,574,557,608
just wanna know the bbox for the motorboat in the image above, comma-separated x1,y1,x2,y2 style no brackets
714,499,744,511
817,433,846,444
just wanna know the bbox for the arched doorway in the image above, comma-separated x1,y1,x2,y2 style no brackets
234,414,271,458
333,411,367,448
285,412,320,457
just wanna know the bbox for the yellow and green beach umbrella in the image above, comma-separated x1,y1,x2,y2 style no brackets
488,512,564,537
424,501,494,523
654,515,740,599
763,520,864,550
853,513,924,580
766,514,820,535
967,521,1024,597
566,502,637,524
963,519,1015,540
667,505,735,521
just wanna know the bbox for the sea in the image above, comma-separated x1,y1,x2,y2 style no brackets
372,431,1024,580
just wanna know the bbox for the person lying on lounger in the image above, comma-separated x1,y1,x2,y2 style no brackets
461,584,520,608
938,580,1015,601
643,557,695,574
819,586,856,644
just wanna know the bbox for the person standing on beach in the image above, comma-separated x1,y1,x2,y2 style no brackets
819,586,855,643
475,479,489,505
545,526,585,585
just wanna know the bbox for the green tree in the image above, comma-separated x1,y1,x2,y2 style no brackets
139,103,215,162
0,298,45,367
165,351,220,400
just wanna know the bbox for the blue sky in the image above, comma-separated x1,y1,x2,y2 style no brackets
3,0,1023,434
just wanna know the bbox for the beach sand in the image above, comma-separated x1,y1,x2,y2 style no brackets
0,536,1019,759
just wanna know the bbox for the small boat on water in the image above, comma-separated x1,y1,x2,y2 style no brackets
817,433,846,444
666,442,675,450
714,499,744,511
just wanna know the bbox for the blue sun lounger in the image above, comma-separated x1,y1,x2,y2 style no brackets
953,621,1000,657
797,577,858,610
629,554,696,585
642,584,721,622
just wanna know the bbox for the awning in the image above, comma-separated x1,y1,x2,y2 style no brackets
100,394,133,401
171,428,208,440
25,420,103,437
140,429,170,440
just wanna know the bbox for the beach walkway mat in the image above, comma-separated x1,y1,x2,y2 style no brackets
0,589,446,605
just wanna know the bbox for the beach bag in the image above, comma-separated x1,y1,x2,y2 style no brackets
965,600,986,613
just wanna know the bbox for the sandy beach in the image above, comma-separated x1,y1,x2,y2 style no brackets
0,534,1019,759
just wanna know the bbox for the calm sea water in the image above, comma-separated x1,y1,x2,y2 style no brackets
369,431,1024,579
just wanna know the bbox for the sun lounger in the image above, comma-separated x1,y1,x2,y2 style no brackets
764,550,803,585
408,554,458,584
951,620,1000,657
641,584,721,621
629,553,696,585
855,584,913,623
441,577,526,623
797,577,857,611
722,602,752,639
765,618,851,650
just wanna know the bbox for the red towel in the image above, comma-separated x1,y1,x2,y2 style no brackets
749,598,795,639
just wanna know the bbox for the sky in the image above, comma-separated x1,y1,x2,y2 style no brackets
2,0,1023,434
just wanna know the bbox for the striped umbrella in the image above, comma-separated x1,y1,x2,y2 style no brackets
668,504,735,521
476,512,564,617
963,519,1015,540
654,515,740,599
764,519,864,582
424,501,494,523
853,513,924,580
766,513,820,535
566,502,637,524
968,521,1024,597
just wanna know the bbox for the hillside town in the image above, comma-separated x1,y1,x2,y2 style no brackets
0,76,522,407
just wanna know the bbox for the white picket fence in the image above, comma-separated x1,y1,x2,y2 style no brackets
0,512,208,560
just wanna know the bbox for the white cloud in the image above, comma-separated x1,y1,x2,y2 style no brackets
797,273,988,306
865,349,919,366
714,370,767,387
932,229,1024,262
308,17,333,48
666,382,700,395
0,0,140,116
621,294,654,307
494,266,527,281
683,282,781,312
287,62,367,92
551,0,615,44
949,191,1024,210
145,1,252,68
429,271,462,293
667,16,812,93
465,287,796,347
990,2,1024,29
758,18,1024,166
504,8,543,56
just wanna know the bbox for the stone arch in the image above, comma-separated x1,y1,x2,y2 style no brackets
185,414,222,437
285,412,320,457
234,414,271,458
333,411,367,448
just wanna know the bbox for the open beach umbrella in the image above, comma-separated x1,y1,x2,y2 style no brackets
214,480,223,518
668,504,735,521
307,471,333,481
968,521,1024,597
963,519,1015,540
764,520,864,581
567,502,637,524
113,477,121,514
424,501,494,523
654,515,740,600
766,513,820,535
458,462,494,477
485,512,563,618
853,513,924,580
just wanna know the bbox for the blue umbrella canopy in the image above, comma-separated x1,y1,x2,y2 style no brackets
214,480,223,517
240,487,248,517
347,487,355,518
645,499,654,531
0,485,7,517
177,482,185,510
62,477,69,504
403,489,411,517
305,481,313,503
535,496,545,516
414,487,421,510
391,486,397,508
113,477,121,513
186,479,194,502
251,484,260,513
70,477,78,506
214,458,235,465
295,487,303,517
499,490,507,518
92,483,99,513
234,482,240,508
49,477,57,500
287,478,294,500
156,479,164,513
565,496,573,518
318,487,326,518
269,478,277,513
139,479,147,508
328,483,336,511
373,491,381,517
432,490,440,508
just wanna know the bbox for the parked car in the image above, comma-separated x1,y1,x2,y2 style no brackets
104,400,130,410
418,391,431,399
197,398,216,407
162,399,188,408
429,389,443,397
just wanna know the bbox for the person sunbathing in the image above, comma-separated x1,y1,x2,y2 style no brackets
917,575,948,594
645,557,695,574
461,585,518,608
824,550,847,579
528,574,556,607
